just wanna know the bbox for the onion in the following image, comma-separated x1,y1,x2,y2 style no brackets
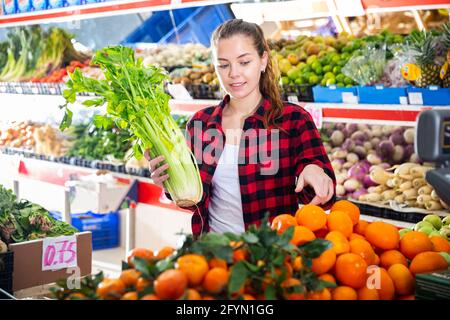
352,188,368,200
331,130,345,146
363,175,377,188
377,140,395,160
403,128,415,144
344,179,360,192
348,162,369,182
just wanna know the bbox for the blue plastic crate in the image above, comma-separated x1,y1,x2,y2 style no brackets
159,4,234,46
312,85,358,103
50,211,119,251
2,0,17,14
122,7,198,44
407,86,450,106
357,85,408,105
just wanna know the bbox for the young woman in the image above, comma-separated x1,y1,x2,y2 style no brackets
147,19,336,237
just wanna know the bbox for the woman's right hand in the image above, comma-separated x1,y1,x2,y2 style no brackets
144,150,170,189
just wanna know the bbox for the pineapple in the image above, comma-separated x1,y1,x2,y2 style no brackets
410,31,442,88
441,22,450,88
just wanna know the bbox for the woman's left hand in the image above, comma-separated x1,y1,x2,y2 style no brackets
295,164,334,205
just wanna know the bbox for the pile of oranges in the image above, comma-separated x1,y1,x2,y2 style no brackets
64,200,449,300
271,200,450,300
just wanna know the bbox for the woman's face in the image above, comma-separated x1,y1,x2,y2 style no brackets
213,34,268,100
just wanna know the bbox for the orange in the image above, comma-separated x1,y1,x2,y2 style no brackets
364,221,399,250
121,291,138,300
357,287,379,300
233,249,248,263
377,267,395,300
136,277,151,292
349,238,376,265
325,231,350,255
398,295,415,300
331,200,360,225
400,231,434,260
65,292,86,300
290,226,316,246
332,286,357,300
373,254,380,266
209,257,228,269
119,269,141,287
318,273,336,285
202,267,229,293
176,254,209,287
243,294,256,300
140,294,159,300
349,233,365,241
409,251,448,275
308,288,331,300
388,264,415,296
295,204,327,231
430,236,450,253
127,248,154,267
154,269,188,300
185,288,202,300
312,249,337,275
96,278,126,300
203,295,215,300
379,250,408,269
281,278,305,300
292,256,303,271
156,246,175,259
271,214,297,234
354,220,369,236
327,211,353,238
335,253,368,289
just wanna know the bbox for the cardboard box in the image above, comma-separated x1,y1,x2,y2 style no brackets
9,232,92,292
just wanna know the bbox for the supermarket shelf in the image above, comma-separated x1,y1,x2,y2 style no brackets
169,99,448,126
0,151,190,213
0,0,237,28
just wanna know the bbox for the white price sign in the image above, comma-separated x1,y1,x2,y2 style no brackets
304,105,323,129
42,235,77,271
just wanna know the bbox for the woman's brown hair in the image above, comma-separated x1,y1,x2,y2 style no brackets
211,19,284,129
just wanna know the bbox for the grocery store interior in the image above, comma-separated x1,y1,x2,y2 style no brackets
0,0,450,301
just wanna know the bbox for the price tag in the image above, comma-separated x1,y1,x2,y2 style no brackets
304,105,323,129
42,235,77,271
287,95,299,103
342,92,358,104
167,83,193,100
408,92,423,105
31,86,39,94
440,62,448,80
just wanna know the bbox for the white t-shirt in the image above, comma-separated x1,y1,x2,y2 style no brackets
208,143,245,234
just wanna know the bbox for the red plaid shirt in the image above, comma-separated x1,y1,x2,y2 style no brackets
182,95,336,237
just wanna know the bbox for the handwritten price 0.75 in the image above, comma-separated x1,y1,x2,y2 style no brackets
43,240,76,268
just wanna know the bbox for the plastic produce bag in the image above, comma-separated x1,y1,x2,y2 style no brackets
342,45,386,85
378,44,412,87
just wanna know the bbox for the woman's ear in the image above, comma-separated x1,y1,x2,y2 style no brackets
261,51,269,71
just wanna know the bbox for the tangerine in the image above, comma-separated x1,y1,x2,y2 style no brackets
430,236,450,253
325,231,350,255
400,231,434,260
312,249,337,275
387,264,415,296
349,238,376,265
202,267,229,293
295,204,327,231
335,253,368,289
331,200,360,225
154,269,188,300
271,214,297,234
176,254,209,287
364,221,399,250
379,250,408,269
409,251,448,275
332,286,357,300
290,226,316,246
327,211,353,238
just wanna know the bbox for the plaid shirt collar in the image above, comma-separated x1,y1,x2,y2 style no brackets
206,94,270,129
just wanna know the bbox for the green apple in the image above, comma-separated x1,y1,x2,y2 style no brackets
439,226,450,241
414,221,434,232
438,252,450,265
398,228,412,239
418,226,435,236
442,216,450,227
428,230,443,238
423,214,443,230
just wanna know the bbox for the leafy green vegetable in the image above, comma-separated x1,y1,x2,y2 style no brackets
60,45,203,207
0,185,77,244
